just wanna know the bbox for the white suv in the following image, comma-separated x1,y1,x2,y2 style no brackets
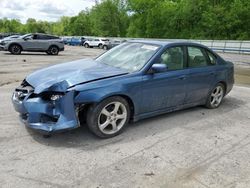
83,38,110,49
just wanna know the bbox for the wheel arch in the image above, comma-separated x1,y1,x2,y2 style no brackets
218,81,227,95
48,44,59,50
8,43,23,51
77,93,135,122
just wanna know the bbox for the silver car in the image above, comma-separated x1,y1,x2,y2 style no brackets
0,33,64,55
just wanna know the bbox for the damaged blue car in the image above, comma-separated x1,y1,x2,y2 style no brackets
12,41,234,138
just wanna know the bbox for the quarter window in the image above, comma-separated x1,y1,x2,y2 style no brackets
159,47,184,70
207,51,217,65
188,47,208,68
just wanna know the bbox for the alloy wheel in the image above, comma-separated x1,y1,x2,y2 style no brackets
98,102,127,135
11,45,21,54
50,47,58,55
210,85,224,108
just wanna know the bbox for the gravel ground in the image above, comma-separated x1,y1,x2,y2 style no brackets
0,46,250,188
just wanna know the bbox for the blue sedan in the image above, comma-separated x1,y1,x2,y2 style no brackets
12,41,234,138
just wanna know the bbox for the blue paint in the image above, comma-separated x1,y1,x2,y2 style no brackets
12,41,234,133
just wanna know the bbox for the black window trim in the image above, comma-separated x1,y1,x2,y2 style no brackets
205,49,218,66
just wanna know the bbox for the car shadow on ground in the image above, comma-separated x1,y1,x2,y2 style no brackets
29,96,246,149
3,52,65,56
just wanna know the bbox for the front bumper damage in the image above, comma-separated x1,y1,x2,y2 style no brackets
12,84,80,133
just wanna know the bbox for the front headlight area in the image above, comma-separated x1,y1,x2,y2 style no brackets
25,91,78,129
39,91,65,102
28,91,66,124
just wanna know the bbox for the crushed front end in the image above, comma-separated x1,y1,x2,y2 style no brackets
12,80,79,133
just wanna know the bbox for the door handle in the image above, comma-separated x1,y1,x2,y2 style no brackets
178,76,187,80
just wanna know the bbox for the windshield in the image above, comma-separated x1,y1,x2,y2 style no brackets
95,42,160,72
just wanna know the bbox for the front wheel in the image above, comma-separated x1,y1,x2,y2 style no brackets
205,83,225,109
98,44,103,49
10,44,22,55
86,96,130,138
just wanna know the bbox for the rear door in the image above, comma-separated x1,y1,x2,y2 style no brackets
93,39,100,46
140,46,189,113
88,39,95,46
184,46,217,104
37,34,51,49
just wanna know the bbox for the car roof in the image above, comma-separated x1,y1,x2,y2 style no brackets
128,39,208,49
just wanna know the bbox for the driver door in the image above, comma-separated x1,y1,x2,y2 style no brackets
22,34,43,50
140,46,189,114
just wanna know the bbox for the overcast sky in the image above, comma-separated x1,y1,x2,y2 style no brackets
0,0,96,23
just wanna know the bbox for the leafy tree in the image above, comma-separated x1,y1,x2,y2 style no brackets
0,0,249,40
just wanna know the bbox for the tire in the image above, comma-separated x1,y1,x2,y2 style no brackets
46,51,52,55
103,45,108,50
9,44,22,55
48,46,59,55
84,43,89,48
98,44,103,49
205,83,225,109
86,96,130,138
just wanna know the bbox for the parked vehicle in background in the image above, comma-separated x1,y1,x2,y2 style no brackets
80,37,87,46
102,39,126,50
0,35,20,48
84,38,110,49
0,33,64,55
0,33,20,39
67,37,82,46
62,37,71,45
12,41,234,138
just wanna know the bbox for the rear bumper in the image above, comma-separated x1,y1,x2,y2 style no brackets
12,91,79,133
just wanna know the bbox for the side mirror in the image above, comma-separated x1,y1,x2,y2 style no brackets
149,64,168,74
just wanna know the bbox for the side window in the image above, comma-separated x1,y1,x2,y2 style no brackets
33,34,38,40
206,51,217,65
37,35,45,40
44,35,52,40
160,47,184,71
188,47,209,68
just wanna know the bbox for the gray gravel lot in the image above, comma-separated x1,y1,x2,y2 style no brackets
0,46,250,188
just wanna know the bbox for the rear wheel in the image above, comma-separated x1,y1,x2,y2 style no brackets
86,96,130,138
48,46,59,55
10,44,22,55
84,43,89,48
205,83,225,109
103,45,108,50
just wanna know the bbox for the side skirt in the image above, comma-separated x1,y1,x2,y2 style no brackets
133,101,204,122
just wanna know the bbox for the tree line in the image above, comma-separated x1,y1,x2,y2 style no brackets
0,0,249,40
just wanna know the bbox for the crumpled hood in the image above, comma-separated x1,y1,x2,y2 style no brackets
26,58,128,93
